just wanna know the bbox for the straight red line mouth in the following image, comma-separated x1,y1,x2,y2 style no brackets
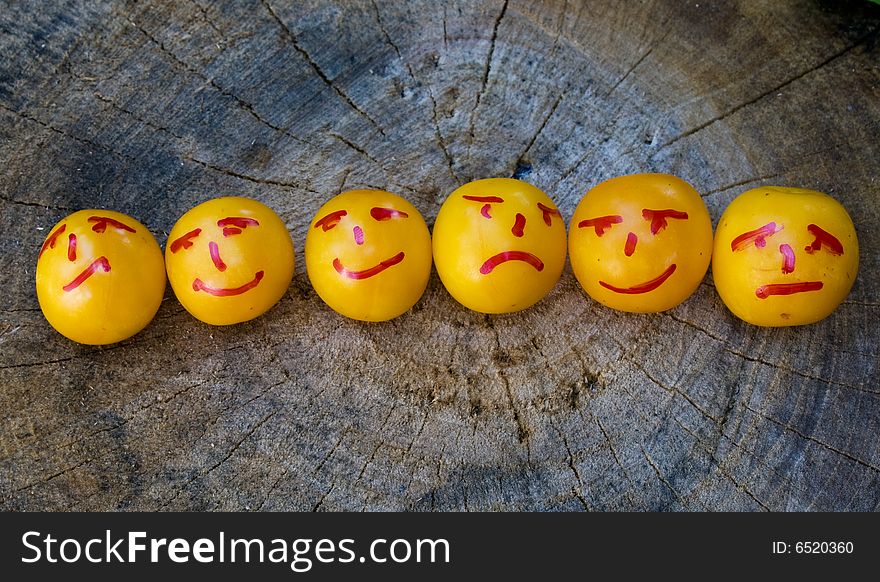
193,271,264,296
480,251,544,274
755,281,823,299
599,264,677,294
333,252,405,280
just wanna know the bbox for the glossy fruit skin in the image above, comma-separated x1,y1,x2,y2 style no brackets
432,178,567,314
165,197,294,325
713,186,858,327
306,190,432,322
36,209,166,345
569,173,713,313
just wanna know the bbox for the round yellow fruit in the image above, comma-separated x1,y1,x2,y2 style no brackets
36,210,166,344
305,190,432,321
433,178,567,313
569,173,713,313
165,197,294,325
713,186,858,326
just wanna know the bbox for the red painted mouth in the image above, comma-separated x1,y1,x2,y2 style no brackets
333,252,405,280
192,271,264,296
480,251,545,275
63,256,111,292
755,281,823,299
599,264,677,294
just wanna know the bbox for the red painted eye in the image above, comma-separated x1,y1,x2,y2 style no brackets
314,210,347,231
169,228,202,253
642,209,688,235
39,224,66,258
463,195,503,220
578,215,623,236
218,216,259,236
370,207,409,221
804,224,843,255
731,222,782,251
537,203,560,226
88,216,136,234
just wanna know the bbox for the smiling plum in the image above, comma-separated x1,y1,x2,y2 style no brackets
305,190,432,322
165,197,294,325
712,186,858,326
36,210,165,344
569,174,713,313
432,178,567,314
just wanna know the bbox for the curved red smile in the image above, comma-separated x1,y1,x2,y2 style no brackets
192,271,264,296
599,264,677,294
480,251,544,274
333,252,405,280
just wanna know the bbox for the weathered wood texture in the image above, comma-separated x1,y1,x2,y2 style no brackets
1,0,878,511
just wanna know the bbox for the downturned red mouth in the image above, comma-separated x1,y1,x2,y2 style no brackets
333,252,405,280
599,264,677,294
480,251,544,274
755,281,823,299
193,271,264,296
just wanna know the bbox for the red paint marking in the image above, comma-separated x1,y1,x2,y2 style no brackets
480,204,492,219
314,210,347,231
222,227,243,237
755,281,823,299
624,232,638,257
209,241,227,271
67,233,77,262
479,251,544,274
192,271,264,296
538,202,560,226
599,264,677,294
218,216,259,230
463,195,504,203
39,224,66,258
62,256,111,292
779,243,795,274
333,252,405,280
512,213,526,237
642,209,688,235
89,216,136,234
370,207,409,221
353,225,365,245
169,228,202,253
578,215,623,236
805,224,843,255
730,222,782,251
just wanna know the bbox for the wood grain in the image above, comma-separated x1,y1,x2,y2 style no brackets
1,0,878,511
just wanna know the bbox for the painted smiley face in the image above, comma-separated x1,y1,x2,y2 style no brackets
305,190,432,321
165,197,295,325
713,186,858,326
569,174,713,313
35,210,166,345
432,178,567,314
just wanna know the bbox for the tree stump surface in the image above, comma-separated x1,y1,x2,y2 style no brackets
1,0,878,511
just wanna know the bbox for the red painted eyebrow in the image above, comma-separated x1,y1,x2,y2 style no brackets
314,210,347,231
731,222,782,251
89,216,136,234
169,228,202,253
39,224,66,258
371,207,409,220
463,195,504,203
217,216,259,236
642,209,688,235
537,203,560,226
805,224,843,255
578,215,623,236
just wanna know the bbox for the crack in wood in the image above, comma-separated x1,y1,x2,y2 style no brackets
260,0,387,137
